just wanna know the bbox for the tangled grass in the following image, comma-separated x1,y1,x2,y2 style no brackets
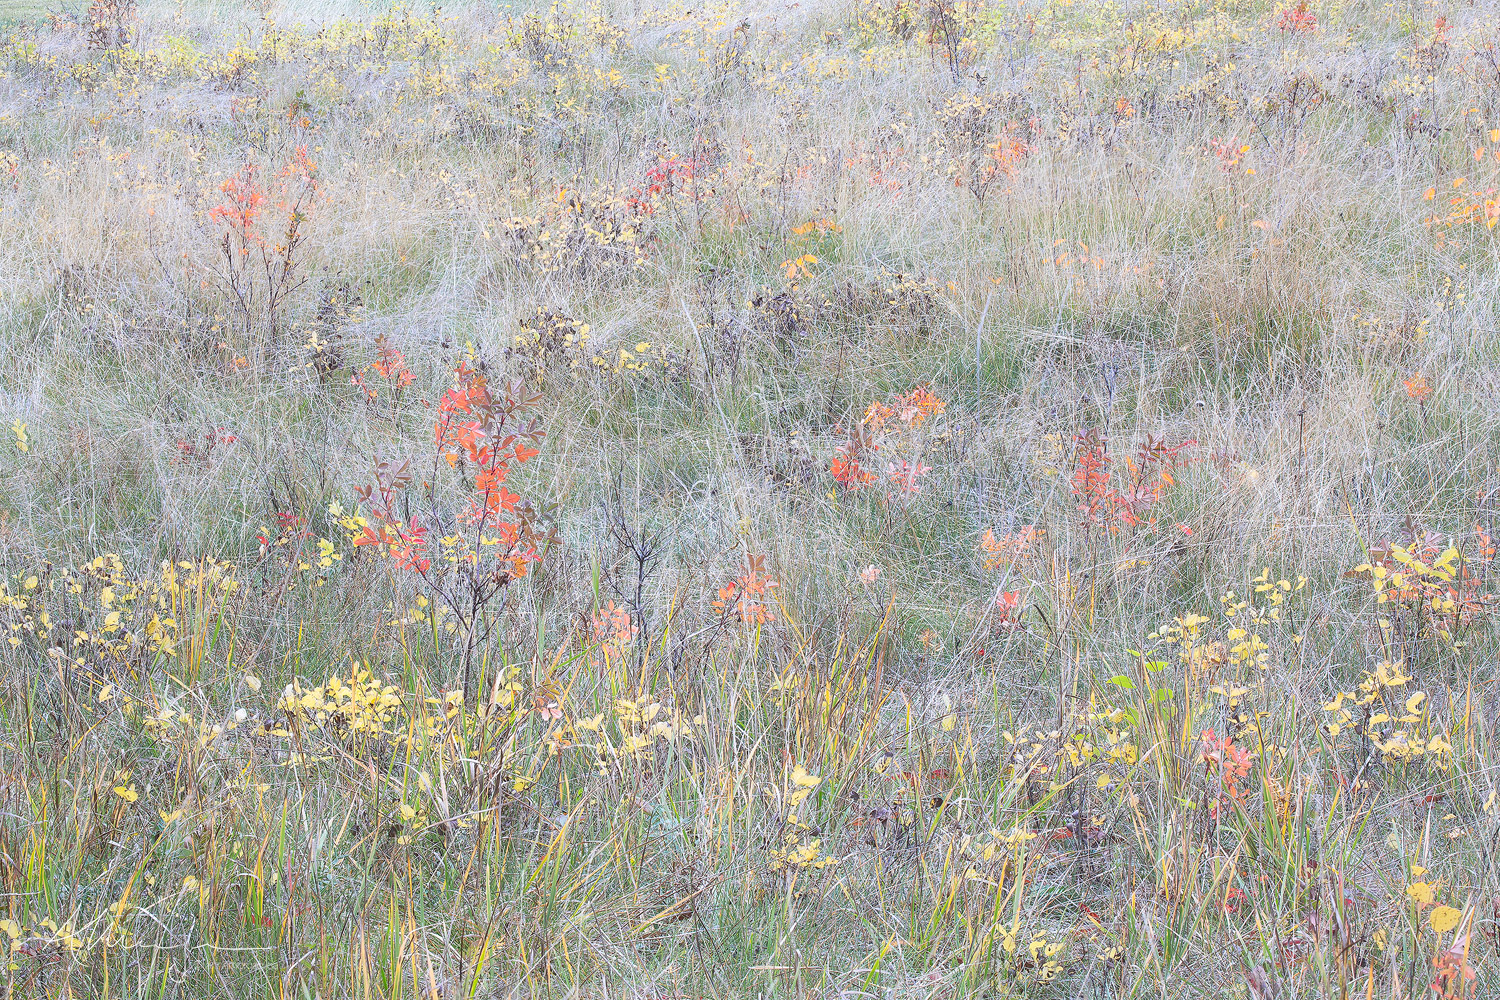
1,0,1500,996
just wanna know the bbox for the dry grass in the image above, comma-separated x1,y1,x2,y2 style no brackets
1,0,1499,996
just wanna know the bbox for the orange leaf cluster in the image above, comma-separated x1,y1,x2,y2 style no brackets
207,163,268,241
352,336,415,404
591,600,637,652
207,145,318,252
1070,431,1194,531
1199,728,1256,821
713,555,777,625
830,387,945,494
979,526,1042,570
992,589,1025,630
1275,2,1316,33
1424,135,1500,238
433,364,547,577
1403,372,1433,402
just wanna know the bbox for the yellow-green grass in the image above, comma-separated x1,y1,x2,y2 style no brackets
0,0,1497,996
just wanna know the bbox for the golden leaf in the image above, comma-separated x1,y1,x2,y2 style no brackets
1430,905,1462,934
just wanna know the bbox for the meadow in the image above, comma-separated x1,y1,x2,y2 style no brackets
0,0,1498,996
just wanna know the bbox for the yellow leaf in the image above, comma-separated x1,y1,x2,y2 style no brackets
1430,905,1462,934
113,784,139,803
1407,881,1436,906
790,764,821,788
